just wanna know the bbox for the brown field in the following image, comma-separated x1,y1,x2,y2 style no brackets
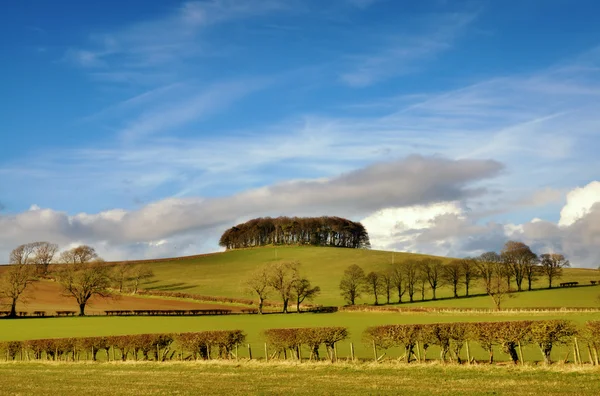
10,280,243,315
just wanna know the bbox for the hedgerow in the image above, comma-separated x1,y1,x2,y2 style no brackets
263,327,348,361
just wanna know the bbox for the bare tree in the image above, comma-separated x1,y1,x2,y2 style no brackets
29,242,59,276
112,263,132,293
380,268,393,304
9,243,36,265
59,245,99,264
443,260,463,298
129,265,154,294
0,260,38,317
461,258,477,297
365,271,383,305
475,252,512,310
268,261,299,313
501,241,537,292
292,277,320,312
403,259,419,303
539,253,570,288
390,263,406,303
56,260,111,316
420,258,444,300
244,266,271,314
339,264,366,305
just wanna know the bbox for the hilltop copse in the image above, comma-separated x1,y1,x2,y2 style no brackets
219,216,370,250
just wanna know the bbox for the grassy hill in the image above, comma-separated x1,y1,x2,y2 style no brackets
132,246,600,307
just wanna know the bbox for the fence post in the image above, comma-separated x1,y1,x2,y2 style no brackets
372,340,377,362
465,341,471,365
518,341,524,366
574,338,582,365
264,343,268,362
350,343,355,362
157,344,161,362
235,345,239,361
334,344,338,362
247,344,252,360
416,341,422,363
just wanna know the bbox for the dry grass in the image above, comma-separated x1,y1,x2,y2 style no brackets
1,360,599,395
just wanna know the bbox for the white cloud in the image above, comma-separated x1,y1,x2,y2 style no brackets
559,181,600,226
0,156,501,262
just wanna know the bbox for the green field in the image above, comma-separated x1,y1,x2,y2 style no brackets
3,311,600,362
134,246,600,307
0,361,599,395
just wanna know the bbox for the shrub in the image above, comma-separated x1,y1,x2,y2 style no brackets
264,327,348,361
530,320,577,364
363,325,421,362
495,321,532,364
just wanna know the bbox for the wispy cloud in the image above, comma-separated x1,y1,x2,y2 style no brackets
340,11,478,87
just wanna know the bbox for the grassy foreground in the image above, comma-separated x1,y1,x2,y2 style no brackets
0,361,599,395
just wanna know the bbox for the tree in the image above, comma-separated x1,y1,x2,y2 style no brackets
421,258,444,300
539,253,570,288
9,243,37,265
461,258,477,297
59,245,99,264
339,264,366,305
443,260,462,298
56,260,111,316
390,263,406,303
0,260,38,317
365,271,383,305
403,260,419,303
501,241,537,292
129,265,154,294
19,242,59,276
268,261,299,313
244,266,271,314
475,252,512,310
380,269,393,304
112,263,132,293
291,277,320,313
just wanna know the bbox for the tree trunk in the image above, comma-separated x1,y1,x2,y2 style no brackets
453,283,458,298
296,299,301,313
79,303,86,316
282,298,289,313
258,297,264,314
432,288,437,300
9,299,17,318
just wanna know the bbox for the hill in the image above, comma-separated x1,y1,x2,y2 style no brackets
126,246,600,307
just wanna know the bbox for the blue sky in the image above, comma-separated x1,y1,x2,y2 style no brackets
1,0,600,265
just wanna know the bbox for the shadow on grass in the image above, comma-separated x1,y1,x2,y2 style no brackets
144,282,198,292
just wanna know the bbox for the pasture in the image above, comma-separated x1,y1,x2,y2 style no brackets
113,246,600,307
3,311,600,362
0,361,599,395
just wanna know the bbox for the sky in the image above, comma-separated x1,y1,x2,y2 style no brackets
1,0,599,266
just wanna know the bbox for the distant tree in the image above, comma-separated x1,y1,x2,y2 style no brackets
56,259,111,316
291,277,320,313
365,271,383,305
268,261,299,313
59,245,99,264
0,247,39,317
475,252,512,310
539,253,570,288
403,260,419,303
417,266,427,301
112,263,132,293
24,242,59,276
501,241,537,292
9,243,36,265
129,265,154,294
380,269,393,304
461,258,478,297
339,264,366,305
422,258,444,300
244,266,271,314
390,263,406,303
443,260,463,298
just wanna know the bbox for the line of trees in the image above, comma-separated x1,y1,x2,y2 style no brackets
339,241,571,310
245,261,320,314
0,242,155,317
365,320,581,365
219,216,371,250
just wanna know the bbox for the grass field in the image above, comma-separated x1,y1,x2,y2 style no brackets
120,246,600,307
3,311,600,362
0,361,599,395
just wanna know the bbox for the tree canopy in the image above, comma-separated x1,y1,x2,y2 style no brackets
219,216,370,250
